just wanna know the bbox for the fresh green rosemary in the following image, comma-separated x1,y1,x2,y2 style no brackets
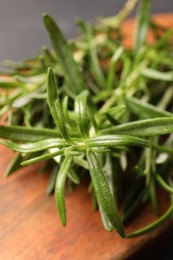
0,0,173,238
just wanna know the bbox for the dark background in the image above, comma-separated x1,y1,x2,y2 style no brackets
0,0,173,259
0,0,173,69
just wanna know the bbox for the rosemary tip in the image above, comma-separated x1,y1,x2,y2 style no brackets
47,67,53,75
42,13,49,24
42,13,47,18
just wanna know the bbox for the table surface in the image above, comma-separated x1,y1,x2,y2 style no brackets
0,1,173,259
0,144,173,260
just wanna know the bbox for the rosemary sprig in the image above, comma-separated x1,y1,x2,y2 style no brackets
0,0,173,238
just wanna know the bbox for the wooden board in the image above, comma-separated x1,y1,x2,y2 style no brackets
0,14,173,260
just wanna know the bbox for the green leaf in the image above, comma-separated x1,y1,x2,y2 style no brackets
97,0,138,29
67,169,80,185
0,125,62,142
55,155,73,226
156,174,173,194
99,153,116,231
74,90,90,138
4,152,23,177
154,144,173,155
99,105,126,120
43,14,85,94
47,67,71,143
62,96,72,126
87,150,125,237
0,138,68,153
99,204,113,232
101,117,173,137
141,67,173,81
106,46,124,90
127,202,173,237
149,177,158,214
21,148,65,166
41,46,55,67
73,156,89,170
84,135,149,148
78,20,106,88
0,81,25,89
103,153,116,197
125,96,173,119
46,165,59,195
134,0,151,51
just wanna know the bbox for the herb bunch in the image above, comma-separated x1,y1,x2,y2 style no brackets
0,0,173,238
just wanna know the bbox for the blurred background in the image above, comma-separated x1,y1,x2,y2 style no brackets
0,0,173,259
0,0,173,69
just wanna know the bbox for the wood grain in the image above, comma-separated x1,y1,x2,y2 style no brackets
0,14,173,260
